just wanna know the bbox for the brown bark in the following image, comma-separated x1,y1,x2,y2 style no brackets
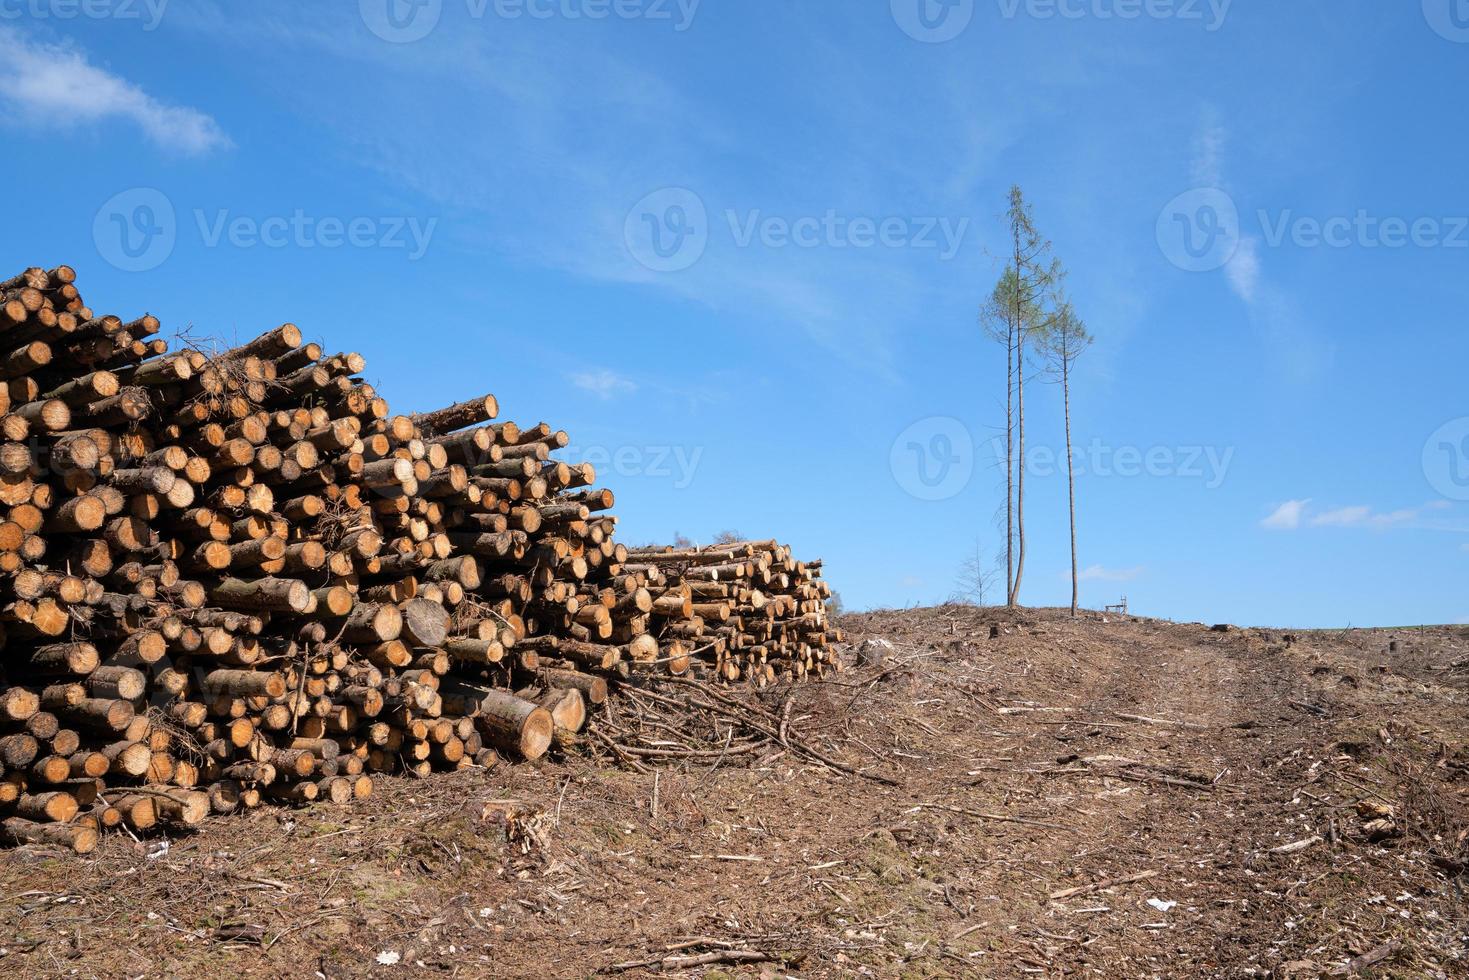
412,395,499,435
1,816,96,853
62,697,135,732
209,577,311,613
15,791,78,823
0,733,39,768
86,666,147,700
333,602,403,643
444,637,504,664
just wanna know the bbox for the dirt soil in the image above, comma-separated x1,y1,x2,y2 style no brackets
2,607,1466,979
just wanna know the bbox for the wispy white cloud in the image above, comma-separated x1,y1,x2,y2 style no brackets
1266,499,1464,532
1225,236,1260,304
1308,504,1373,527
570,369,637,400
1190,112,1329,382
165,2,993,378
0,27,229,155
1312,502,1455,530
1261,499,1310,530
1078,564,1144,583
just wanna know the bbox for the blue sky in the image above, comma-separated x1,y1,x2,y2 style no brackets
1,0,1465,627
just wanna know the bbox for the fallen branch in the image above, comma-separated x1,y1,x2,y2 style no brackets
1269,835,1323,856
1341,938,1401,975
1049,869,1158,901
605,948,784,972
1112,712,1209,730
909,802,1073,832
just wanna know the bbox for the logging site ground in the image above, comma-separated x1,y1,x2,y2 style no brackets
2,606,1466,979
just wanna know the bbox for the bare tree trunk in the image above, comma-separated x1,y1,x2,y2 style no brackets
1012,303,1027,607
1007,230,1022,608
1005,318,1015,606
1063,349,1078,616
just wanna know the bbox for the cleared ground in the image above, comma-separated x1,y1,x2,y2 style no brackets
2,607,1466,978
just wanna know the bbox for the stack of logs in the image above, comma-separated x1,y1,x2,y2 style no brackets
623,541,839,685
0,265,838,855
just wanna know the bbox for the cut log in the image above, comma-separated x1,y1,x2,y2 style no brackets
15,791,79,823
0,686,40,722
541,668,608,705
540,688,586,733
209,577,312,613
1,817,97,854
412,394,499,435
473,690,553,761
399,598,449,648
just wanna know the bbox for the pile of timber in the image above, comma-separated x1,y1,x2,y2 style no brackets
624,541,840,685
0,266,837,854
